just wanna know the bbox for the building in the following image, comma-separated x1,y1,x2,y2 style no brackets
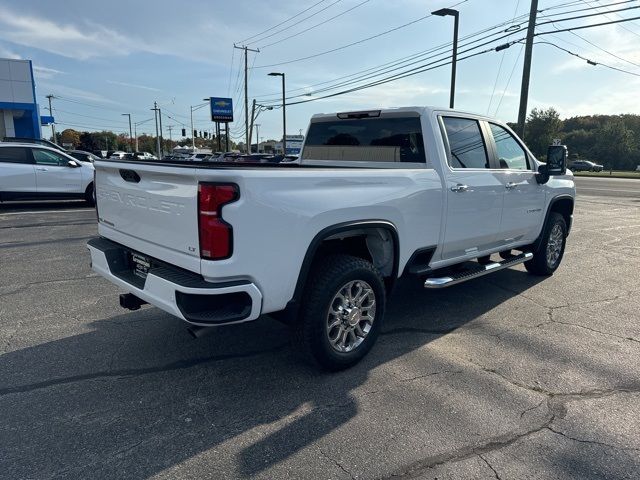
0,58,41,140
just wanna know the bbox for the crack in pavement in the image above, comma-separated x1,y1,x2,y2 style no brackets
477,453,501,480
0,274,102,298
382,360,640,480
320,448,356,480
546,425,640,452
0,344,289,397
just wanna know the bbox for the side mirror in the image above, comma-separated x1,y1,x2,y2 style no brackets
546,145,567,176
67,160,80,168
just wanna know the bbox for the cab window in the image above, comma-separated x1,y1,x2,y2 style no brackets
33,149,69,166
489,123,530,170
0,147,30,164
442,117,489,169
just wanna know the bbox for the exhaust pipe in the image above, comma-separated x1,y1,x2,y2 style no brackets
187,325,215,339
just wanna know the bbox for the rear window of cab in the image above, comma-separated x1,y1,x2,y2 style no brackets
302,116,426,163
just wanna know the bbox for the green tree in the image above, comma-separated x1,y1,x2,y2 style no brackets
524,107,562,157
593,119,636,170
60,129,80,148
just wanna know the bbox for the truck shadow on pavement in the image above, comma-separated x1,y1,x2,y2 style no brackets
2,269,634,478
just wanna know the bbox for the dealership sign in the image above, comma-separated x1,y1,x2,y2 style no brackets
210,97,233,122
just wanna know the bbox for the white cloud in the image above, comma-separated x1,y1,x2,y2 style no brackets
106,80,161,92
0,44,21,59
33,65,65,79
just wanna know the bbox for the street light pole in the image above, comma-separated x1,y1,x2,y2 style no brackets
121,113,133,152
268,72,287,154
255,124,260,153
432,8,459,109
46,94,57,144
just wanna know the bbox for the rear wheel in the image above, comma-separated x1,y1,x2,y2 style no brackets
294,254,386,371
525,212,567,276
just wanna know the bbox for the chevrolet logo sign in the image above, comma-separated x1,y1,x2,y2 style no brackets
214,101,230,107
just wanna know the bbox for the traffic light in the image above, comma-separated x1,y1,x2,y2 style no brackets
193,129,197,137
181,128,186,137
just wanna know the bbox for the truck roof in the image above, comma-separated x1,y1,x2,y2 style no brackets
309,106,496,121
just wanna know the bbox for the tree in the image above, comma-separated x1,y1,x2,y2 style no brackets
593,119,636,170
524,107,562,157
60,129,80,148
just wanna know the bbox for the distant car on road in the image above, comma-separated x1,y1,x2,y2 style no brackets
69,150,100,163
0,143,95,204
570,160,603,172
109,151,127,160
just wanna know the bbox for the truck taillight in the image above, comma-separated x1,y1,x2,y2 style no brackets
198,183,239,260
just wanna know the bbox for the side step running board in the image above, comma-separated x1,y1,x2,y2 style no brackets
424,252,533,289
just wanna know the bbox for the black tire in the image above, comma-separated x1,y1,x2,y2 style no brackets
293,254,386,371
85,183,95,206
525,212,567,276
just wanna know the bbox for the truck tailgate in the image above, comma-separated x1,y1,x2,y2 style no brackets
94,160,202,273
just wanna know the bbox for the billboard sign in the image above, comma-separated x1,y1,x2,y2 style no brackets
284,134,304,155
210,97,233,122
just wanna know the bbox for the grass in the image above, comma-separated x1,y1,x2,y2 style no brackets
573,170,640,179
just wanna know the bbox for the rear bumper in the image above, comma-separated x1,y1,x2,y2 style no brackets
87,237,262,326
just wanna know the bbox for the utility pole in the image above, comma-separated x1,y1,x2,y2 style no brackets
134,123,139,151
167,125,174,146
158,107,164,157
268,72,287,153
151,102,161,159
517,0,539,139
234,44,260,153
46,94,56,144
255,124,260,152
248,99,256,153
121,113,133,151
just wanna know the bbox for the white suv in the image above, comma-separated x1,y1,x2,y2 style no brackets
0,143,95,204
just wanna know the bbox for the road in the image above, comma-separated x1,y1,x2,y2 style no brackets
575,175,640,198
1,186,639,479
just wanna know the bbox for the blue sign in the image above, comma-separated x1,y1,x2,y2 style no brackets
210,97,233,122
40,115,55,125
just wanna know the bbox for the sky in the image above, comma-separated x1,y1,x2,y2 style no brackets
1,0,639,144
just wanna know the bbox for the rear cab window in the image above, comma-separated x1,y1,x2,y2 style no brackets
302,111,426,166
0,147,31,164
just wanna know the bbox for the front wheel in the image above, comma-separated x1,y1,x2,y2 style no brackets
525,212,567,276
294,254,386,371
84,183,95,206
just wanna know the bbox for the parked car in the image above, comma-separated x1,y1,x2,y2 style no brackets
109,151,127,160
2,137,67,152
133,151,157,161
570,160,603,172
69,150,100,163
0,143,95,204
88,106,575,370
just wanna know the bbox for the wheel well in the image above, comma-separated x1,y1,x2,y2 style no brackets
550,197,573,234
85,182,94,195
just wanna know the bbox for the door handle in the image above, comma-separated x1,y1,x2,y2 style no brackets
36,168,48,171
450,184,469,193
505,182,518,190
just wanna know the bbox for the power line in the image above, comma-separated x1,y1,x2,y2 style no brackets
50,108,131,125
494,43,525,117
588,0,640,38
246,0,343,46
536,4,640,27
536,14,640,34
253,0,470,69
260,0,371,49
539,11,640,68
237,0,328,44
533,39,640,76
487,0,522,114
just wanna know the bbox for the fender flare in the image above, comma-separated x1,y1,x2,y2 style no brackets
284,220,400,315
532,194,574,251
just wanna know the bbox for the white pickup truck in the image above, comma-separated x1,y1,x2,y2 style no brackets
87,106,575,370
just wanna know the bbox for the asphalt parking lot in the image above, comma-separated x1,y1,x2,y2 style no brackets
1,177,639,479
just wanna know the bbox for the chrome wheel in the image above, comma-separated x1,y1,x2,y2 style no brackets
326,280,376,353
546,223,564,268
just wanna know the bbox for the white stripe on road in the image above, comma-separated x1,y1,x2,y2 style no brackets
578,187,639,194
